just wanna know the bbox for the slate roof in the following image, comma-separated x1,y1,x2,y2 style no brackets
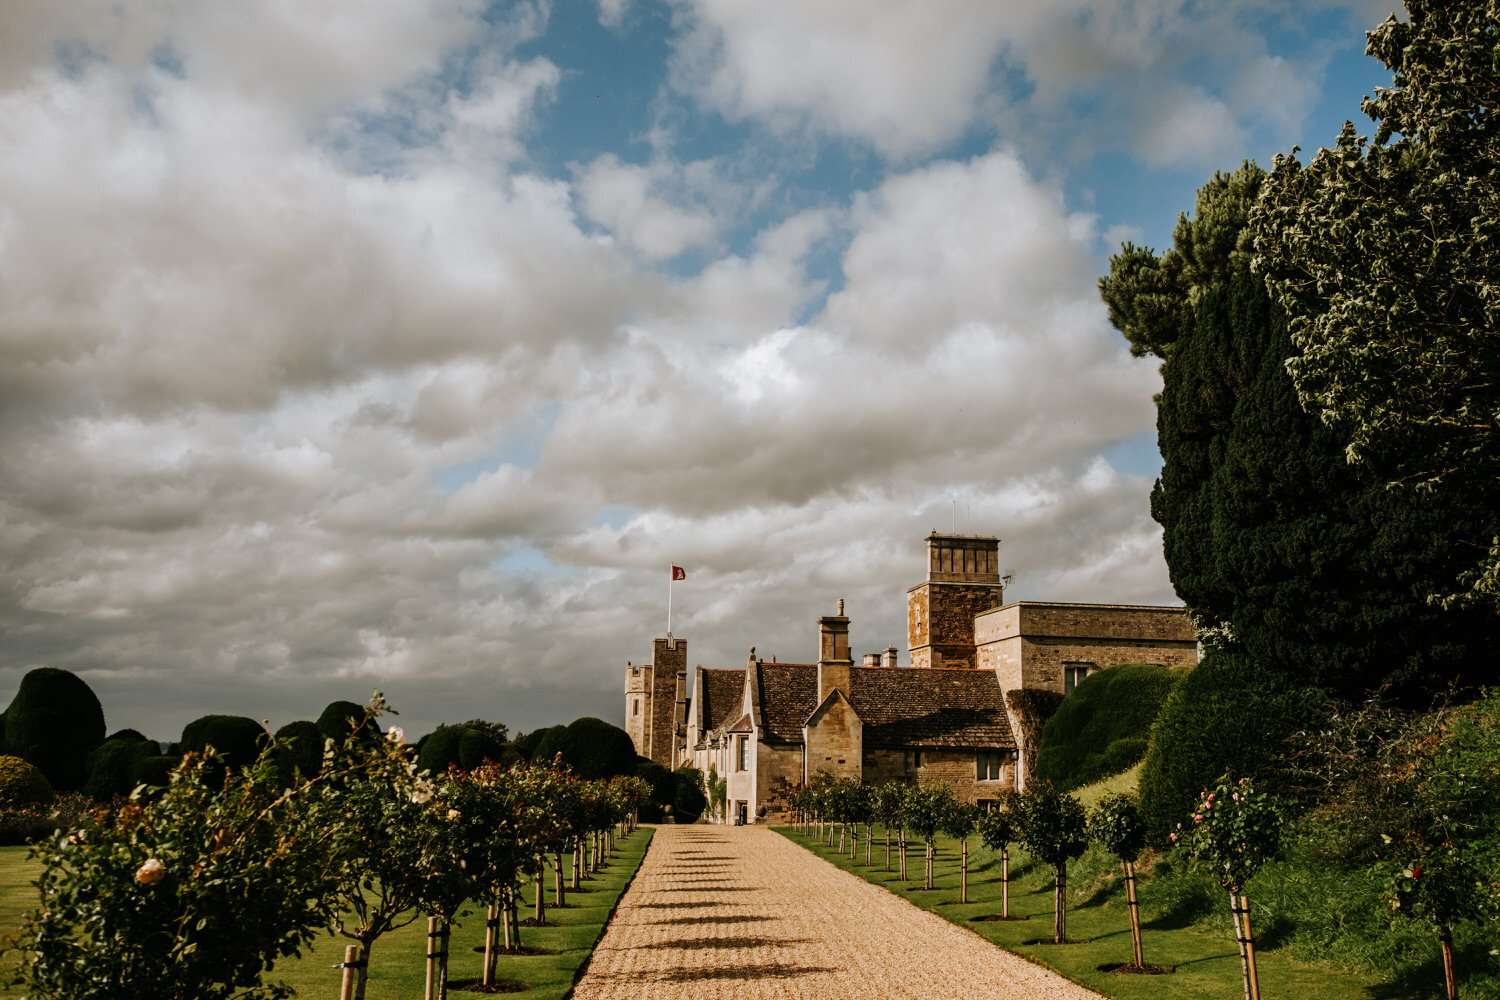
698,668,746,733
756,663,819,742
848,666,1014,750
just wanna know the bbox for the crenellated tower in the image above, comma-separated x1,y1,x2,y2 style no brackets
907,532,1004,669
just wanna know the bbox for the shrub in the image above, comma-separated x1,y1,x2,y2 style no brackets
515,725,562,760
1,668,107,792
271,721,323,786
534,718,636,779
672,766,707,823
633,758,673,822
1036,664,1184,791
315,701,378,746
1138,648,1316,844
0,755,54,808
83,736,157,800
178,715,268,786
415,723,512,775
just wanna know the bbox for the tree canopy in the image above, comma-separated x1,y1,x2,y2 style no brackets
1101,164,1500,699
1253,1,1500,610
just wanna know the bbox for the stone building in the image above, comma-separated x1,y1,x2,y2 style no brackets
624,532,1196,823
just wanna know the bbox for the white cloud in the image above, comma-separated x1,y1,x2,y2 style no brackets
574,154,726,260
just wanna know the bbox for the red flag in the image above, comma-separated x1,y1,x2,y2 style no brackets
671,565,686,581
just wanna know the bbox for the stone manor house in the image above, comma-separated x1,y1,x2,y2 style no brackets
623,533,1196,824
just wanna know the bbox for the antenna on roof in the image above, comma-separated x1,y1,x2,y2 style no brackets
951,498,957,533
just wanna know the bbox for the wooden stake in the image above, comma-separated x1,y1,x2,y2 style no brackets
1440,924,1457,1000
1240,894,1260,1000
424,917,441,1000
1230,892,1251,1000
337,944,360,1000
483,902,499,986
1125,862,1143,968
960,839,968,903
1001,849,1010,919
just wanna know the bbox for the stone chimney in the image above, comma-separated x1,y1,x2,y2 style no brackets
883,646,899,668
817,599,852,703
862,653,880,666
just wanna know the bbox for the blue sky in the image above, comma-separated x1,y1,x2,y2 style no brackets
0,0,1403,740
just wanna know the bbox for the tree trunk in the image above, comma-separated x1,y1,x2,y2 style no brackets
554,851,565,907
960,839,968,903
482,901,499,986
884,828,891,871
534,861,545,924
865,825,872,866
1230,891,1251,1000
1054,865,1066,943
926,839,934,890
898,829,907,880
1440,923,1457,1000
1001,849,1010,918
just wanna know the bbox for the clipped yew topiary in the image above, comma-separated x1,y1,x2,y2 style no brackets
672,766,707,823
415,723,512,775
272,720,324,786
535,717,636,780
315,701,377,746
1137,647,1315,845
179,715,268,779
2,667,107,792
1036,663,1184,791
0,755,54,808
83,734,158,800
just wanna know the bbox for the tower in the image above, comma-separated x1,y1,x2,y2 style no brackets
907,532,1004,669
623,637,688,768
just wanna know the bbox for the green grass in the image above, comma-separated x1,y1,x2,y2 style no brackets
0,829,653,998
779,823,1398,1000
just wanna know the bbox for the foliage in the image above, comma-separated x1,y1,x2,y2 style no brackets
870,782,907,831
1253,2,1500,610
939,801,978,843
1102,164,1500,699
1176,776,1282,894
534,718,636,780
1089,793,1146,864
671,766,706,823
1137,647,1315,844
0,756,53,808
1018,781,1089,870
900,783,955,843
515,726,563,761
1036,664,1183,790
269,721,322,788
83,734,157,800
1,667,107,792
179,715,268,776
1005,688,1064,779
976,792,1022,854
415,723,511,776
703,764,727,823
18,746,343,1000
632,758,672,822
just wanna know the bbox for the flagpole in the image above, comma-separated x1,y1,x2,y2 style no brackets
667,566,673,639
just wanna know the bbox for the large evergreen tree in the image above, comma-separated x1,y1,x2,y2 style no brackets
1100,166,1498,699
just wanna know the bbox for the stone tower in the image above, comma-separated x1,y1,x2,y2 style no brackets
907,533,1004,669
624,637,688,768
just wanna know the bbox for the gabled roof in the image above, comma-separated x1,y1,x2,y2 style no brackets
756,663,818,742
726,712,753,733
698,668,747,733
848,666,1014,750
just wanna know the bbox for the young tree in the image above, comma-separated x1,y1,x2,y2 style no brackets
939,802,979,903
976,792,1023,919
1177,777,1282,1000
1018,781,1089,944
871,783,906,871
902,783,956,891
1254,2,1500,611
1089,794,1150,969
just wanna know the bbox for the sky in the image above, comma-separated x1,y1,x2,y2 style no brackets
0,0,1402,744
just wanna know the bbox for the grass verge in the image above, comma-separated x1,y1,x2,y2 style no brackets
0,827,653,998
778,824,1393,1000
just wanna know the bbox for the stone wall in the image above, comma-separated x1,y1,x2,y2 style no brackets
908,582,1006,669
647,637,687,767
805,694,862,784
756,742,805,822
916,749,1017,804
976,603,1197,693
624,663,651,758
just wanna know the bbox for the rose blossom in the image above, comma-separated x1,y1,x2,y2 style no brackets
135,858,165,885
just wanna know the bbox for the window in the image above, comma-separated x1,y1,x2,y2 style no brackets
1064,662,1097,695
632,698,639,717
911,750,923,769
737,736,749,772
976,751,1006,781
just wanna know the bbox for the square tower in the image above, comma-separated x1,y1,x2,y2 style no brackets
623,637,688,768
907,533,1004,669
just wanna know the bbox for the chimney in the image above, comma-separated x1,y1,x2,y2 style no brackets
817,599,852,703
883,646,899,668
862,653,881,666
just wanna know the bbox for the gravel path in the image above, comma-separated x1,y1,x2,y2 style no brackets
572,825,1104,1000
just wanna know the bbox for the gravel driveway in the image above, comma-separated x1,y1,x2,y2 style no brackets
572,824,1104,1000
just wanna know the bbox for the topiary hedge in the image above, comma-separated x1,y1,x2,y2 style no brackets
0,755,54,808
672,766,707,823
533,717,637,780
1137,647,1317,845
415,723,513,775
1,667,107,792
1036,663,1186,791
83,735,159,800
272,720,324,787
179,715,268,775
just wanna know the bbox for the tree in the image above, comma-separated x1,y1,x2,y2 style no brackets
901,783,955,891
534,718,636,780
871,783,907,872
1089,794,1150,970
1254,2,1500,611
1,668,106,792
939,801,979,903
416,723,510,775
977,793,1023,919
1178,777,1282,1000
1102,165,1500,700
180,715,268,788
1018,781,1089,944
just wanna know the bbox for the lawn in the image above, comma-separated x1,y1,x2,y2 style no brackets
0,827,653,998
778,823,1401,1000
